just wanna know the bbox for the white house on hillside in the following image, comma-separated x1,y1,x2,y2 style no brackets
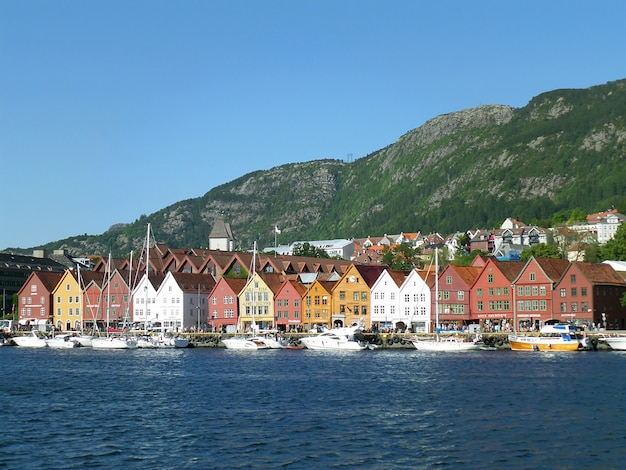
266,239,355,259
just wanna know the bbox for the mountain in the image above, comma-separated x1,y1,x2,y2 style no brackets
15,78,626,256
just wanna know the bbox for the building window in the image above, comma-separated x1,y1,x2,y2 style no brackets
571,288,577,297
530,272,536,281
488,274,494,283
560,288,566,298
570,274,576,283
477,288,482,298
477,301,483,311
339,291,346,301
457,291,464,301
560,302,567,312
581,287,587,297
446,276,453,285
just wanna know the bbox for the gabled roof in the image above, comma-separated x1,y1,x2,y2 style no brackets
258,272,285,294
571,262,626,286
23,271,64,292
354,265,389,288
219,277,248,295
532,257,571,282
167,272,216,293
388,269,410,288
444,265,482,286
490,259,526,282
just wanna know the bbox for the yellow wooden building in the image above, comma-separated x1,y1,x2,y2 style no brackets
237,272,282,331
303,279,335,329
330,264,387,328
51,270,83,331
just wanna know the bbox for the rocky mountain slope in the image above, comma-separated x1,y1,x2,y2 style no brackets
17,78,626,256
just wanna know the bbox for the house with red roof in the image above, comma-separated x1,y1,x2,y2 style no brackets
209,277,247,333
438,264,482,327
511,257,570,329
17,271,63,329
553,262,626,329
274,278,307,331
470,258,526,330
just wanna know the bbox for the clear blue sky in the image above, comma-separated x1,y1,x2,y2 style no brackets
1,1,625,249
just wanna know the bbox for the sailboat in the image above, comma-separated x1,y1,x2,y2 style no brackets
412,248,481,352
222,242,270,350
92,254,138,350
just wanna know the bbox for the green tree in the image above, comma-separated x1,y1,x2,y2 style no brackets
292,242,331,258
600,224,626,260
567,209,587,223
381,243,422,270
520,243,562,262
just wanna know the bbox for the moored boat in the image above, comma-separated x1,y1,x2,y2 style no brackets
92,336,138,349
300,324,369,351
12,330,48,348
599,335,626,351
46,334,78,349
508,324,582,351
222,336,270,350
412,334,482,352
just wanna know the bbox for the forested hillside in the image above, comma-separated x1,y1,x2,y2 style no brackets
15,78,626,256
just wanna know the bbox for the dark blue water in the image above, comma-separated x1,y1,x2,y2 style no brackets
1,347,625,469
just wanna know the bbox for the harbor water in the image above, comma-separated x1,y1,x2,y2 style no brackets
1,347,625,469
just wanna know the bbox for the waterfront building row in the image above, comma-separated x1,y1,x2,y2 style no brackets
15,254,626,333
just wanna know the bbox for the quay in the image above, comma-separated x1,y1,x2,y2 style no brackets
182,331,618,350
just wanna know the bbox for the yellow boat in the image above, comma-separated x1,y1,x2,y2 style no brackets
508,324,582,352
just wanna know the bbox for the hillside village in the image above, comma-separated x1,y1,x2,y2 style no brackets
3,208,626,335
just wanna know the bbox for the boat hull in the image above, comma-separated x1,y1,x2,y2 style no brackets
412,339,481,351
92,337,138,349
222,337,269,350
12,332,48,348
601,337,626,351
46,337,78,349
12,337,48,348
508,336,580,352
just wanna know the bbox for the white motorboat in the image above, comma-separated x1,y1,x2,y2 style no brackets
136,335,158,348
92,336,138,349
222,336,270,350
12,330,48,348
46,334,78,349
250,334,285,349
155,334,190,348
300,325,369,351
508,324,582,352
72,334,95,347
599,335,626,351
412,334,482,351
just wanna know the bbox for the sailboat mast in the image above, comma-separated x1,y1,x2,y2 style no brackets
251,241,257,333
77,264,83,332
145,223,150,334
106,253,112,332
126,250,133,328
435,248,439,334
